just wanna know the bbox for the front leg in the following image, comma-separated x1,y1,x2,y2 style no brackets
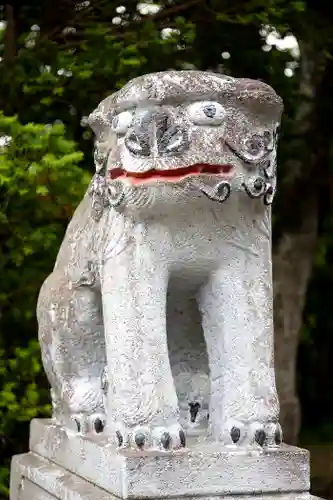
101,241,185,451
198,240,281,449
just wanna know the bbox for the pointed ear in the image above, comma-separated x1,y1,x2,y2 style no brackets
234,78,283,122
87,109,110,141
88,94,115,141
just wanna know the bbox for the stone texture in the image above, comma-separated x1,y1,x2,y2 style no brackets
35,70,284,451
10,453,114,500
11,451,321,500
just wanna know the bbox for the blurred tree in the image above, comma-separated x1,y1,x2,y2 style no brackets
0,0,333,496
0,113,87,495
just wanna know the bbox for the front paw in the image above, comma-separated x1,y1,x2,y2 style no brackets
221,419,282,449
113,423,186,452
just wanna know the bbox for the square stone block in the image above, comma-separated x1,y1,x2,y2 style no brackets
10,453,114,500
26,419,311,499
10,451,321,500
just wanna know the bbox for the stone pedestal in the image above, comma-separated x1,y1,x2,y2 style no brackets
10,419,321,500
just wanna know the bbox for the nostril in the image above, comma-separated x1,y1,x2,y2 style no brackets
125,132,142,154
125,129,150,157
158,125,188,155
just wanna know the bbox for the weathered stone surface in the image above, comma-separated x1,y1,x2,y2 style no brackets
11,449,320,500
27,419,310,499
10,453,114,500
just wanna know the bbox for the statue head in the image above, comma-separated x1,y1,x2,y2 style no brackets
87,71,283,219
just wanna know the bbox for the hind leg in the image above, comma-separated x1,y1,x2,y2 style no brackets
37,270,107,434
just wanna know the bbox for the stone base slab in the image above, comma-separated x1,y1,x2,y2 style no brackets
24,419,311,499
10,453,114,500
10,452,322,500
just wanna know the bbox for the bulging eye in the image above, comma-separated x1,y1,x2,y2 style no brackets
242,134,266,161
111,110,133,135
187,101,225,126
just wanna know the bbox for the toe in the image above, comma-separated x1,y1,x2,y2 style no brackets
221,420,245,445
135,432,145,448
70,414,86,434
274,422,283,445
88,413,106,434
179,429,186,447
93,417,105,434
161,432,171,449
74,417,82,433
69,412,106,435
254,429,267,447
230,426,241,444
169,424,186,449
134,429,147,449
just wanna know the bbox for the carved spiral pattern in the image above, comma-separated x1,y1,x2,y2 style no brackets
199,181,231,204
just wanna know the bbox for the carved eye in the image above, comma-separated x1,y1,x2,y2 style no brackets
187,101,225,126
242,134,266,161
111,110,133,135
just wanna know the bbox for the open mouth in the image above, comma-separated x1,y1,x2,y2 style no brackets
110,164,233,184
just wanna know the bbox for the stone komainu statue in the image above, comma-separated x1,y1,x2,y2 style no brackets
37,70,283,452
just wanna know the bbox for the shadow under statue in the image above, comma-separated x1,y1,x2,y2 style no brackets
10,70,322,500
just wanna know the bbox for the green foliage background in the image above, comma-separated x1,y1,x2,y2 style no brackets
1,0,333,497
0,116,88,494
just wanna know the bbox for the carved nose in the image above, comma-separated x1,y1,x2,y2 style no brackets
125,109,188,157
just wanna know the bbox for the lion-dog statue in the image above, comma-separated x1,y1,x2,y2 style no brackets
37,70,283,452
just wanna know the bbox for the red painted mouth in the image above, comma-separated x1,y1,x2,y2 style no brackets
110,164,233,184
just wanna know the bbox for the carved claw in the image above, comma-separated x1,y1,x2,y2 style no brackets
74,418,81,433
274,423,283,445
179,429,186,447
114,423,186,452
135,431,146,449
116,430,124,447
94,418,104,434
254,429,267,447
161,432,171,449
230,426,241,444
222,420,281,448
70,413,106,435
